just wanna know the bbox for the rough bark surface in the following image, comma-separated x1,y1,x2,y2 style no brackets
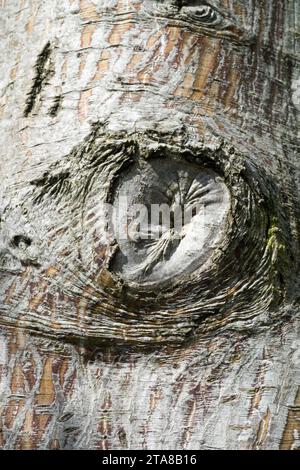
0,0,299,450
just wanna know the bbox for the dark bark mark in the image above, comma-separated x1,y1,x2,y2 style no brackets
24,41,53,117
48,95,62,117
117,428,128,448
31,171,71,204
10,235,32,249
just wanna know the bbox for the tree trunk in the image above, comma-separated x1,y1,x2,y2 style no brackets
0,0,299,450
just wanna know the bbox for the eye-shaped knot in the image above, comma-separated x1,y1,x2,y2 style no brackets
143,0,254,44
180,2,221,26
2,127,294,347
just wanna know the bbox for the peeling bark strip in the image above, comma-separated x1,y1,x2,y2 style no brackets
280,387,300,450
0,0,299,449
24,41,53,117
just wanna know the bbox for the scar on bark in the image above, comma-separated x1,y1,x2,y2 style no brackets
24,41,54,117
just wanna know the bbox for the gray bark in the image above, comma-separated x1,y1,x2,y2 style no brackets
0,0,299,449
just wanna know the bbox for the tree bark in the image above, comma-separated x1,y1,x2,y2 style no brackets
0,0,299,450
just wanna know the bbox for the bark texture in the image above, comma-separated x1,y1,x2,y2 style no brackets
0,0,299,449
